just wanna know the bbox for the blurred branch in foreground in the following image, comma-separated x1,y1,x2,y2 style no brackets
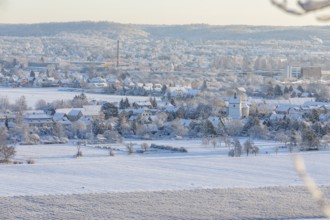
271,0,330,21
294,155,330,218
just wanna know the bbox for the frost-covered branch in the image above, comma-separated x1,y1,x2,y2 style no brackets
294,155,330,218
271,0,330,21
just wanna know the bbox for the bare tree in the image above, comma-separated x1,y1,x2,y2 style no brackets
211,138,217,149
251,146,260,156
75,143,83,157
72,121,87,139
276,132,290,147
243,139,254,156
224,135,232,150
13,96,28,114
170,118,188,137
202,137,210,146
141,142,149,152
0,97,10,111
35,99,47,110
29,133,40,144
225,119,243,136
233,139,242,157
53,122,64,139
126,142,134,155
0,145,15,163
0,127,8,145
322,134,330,149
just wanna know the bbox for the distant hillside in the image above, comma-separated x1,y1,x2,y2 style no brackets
0,21,148,39
0,21,330,41
143,24,330,41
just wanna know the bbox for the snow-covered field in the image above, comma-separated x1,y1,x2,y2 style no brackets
1,139,329,197
0,140,329,219
0,87,150,107
1,186,329,219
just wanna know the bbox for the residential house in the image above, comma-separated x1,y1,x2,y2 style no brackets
24,112,54,127
275,104,297,115
132,101,153,109
0,112,16,128
81,105,102,119
67,109,83,122
53,112,72,127
137,110,153,124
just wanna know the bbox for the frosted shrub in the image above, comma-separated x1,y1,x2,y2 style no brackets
26,159,35,164
228,149,235,157
178,147,188,153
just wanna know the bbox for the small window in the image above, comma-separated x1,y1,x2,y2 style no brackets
233,104,236,107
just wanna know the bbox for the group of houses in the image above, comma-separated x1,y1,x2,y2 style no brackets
1,88,329,141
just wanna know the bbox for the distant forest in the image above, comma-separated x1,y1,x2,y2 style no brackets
0,21,329,41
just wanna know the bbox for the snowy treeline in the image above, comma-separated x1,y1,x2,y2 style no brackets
0,85,329,156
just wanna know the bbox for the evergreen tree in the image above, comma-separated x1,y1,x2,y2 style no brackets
274,85,283,96
72,93,88,108
119,98,125,109
124,97,130,108
92,120,106,137
201,80,207,91
152,97,157,108
266,82,274,97
312,109,320,122
233,139,242,157
166,92,172,101
4,116,9,130
301,128,320,151
30,71,35,78
161,84,167,95
132,120,137,135
150,97,157,108
202,120,216,136
170,98,176,107
312,121,324,137
297,85,304,93
101,102,119,119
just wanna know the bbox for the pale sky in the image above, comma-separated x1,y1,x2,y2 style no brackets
0,0,325,26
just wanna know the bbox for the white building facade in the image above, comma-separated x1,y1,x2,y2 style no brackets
228,94,242,119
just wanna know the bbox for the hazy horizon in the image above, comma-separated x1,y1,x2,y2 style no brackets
0,0,327,26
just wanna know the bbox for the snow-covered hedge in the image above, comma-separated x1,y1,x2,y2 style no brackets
150,144,188,153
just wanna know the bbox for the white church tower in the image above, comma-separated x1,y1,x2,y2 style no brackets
228,93,242,119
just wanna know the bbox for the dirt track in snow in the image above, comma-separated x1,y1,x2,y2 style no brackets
1,186,329,220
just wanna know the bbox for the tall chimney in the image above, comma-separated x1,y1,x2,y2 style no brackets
116,40,119,68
